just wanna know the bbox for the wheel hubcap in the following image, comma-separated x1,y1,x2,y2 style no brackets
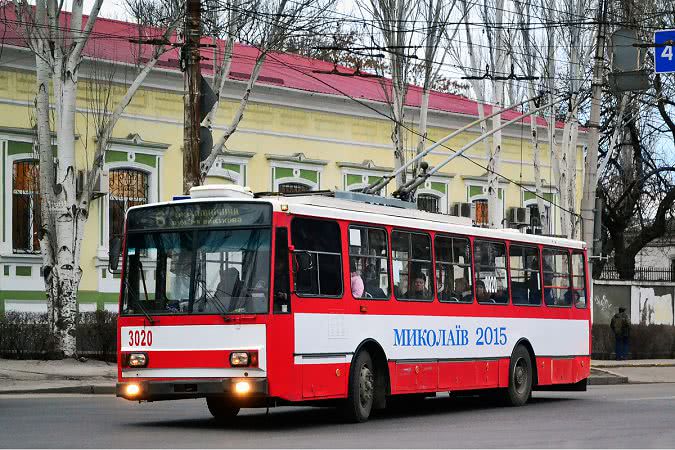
513,357,528,395
359,364,374,408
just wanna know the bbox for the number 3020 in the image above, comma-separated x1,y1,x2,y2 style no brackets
128,329,153,347
475,326,507,346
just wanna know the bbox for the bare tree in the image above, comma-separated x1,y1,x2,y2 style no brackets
9,0,181,357
360,0,417,188
197,0,336,187
596,0,675,278
410,0,457,182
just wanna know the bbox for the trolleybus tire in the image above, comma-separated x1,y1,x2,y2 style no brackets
206,396,240,420
342,351,375,423
505,345,533,406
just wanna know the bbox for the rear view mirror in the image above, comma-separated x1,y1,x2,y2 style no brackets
109,237,122,272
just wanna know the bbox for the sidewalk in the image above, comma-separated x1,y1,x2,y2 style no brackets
1,358,673,395
0,358,116,394
591,359,675,384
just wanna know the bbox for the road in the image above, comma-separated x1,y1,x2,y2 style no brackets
1,384,674,448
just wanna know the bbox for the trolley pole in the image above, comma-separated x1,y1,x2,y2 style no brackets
183,0,202,194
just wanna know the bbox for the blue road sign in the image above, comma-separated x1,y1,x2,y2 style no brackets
655,29,675,74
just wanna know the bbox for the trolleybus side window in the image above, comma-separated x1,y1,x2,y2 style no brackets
509,245,542,306
348,226,390,300
291,218,343,297
571,252,587,308
273,228,291,313
435,235,473,303
542,248,571,307
474,240,509,304
392,231,433,302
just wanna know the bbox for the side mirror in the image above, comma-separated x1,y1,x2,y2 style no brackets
109,237,122,272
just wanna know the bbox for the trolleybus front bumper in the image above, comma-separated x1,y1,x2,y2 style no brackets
116,378,268,401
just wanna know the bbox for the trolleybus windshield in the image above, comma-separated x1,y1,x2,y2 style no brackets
121,202,272,316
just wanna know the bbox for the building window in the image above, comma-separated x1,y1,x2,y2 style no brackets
109,168,148,248
417,193,440,213
12,160,40,253
527,204,551,234
474,199,488,225
279,182,311,194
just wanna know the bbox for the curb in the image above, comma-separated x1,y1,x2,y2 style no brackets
593,363,675,369
588,375,629,385
589,368,629,385
0,385,115,395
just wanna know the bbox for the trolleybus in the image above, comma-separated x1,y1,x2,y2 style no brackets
115,185,590,422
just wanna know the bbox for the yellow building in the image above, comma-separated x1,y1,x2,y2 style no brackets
0,17,585,313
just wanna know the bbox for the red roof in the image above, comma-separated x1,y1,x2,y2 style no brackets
1,8,562,128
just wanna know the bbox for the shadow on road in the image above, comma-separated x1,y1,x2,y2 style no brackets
129,394,577,432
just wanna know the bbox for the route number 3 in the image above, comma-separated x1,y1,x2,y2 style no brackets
663,46,673,61
128,330,153,347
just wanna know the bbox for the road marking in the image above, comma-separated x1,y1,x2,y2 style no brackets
619,396,675,401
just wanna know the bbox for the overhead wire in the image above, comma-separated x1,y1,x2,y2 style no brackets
0,2,621,218
256,45,583,218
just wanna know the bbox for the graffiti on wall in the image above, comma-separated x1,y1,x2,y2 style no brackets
593,284,631,325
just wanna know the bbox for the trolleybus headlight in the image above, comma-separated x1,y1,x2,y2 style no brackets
230,352,250,367
127,352,148,368
234,381,251,394
125,383,141,397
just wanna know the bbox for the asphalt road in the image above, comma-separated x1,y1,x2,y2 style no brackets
1,384,674,448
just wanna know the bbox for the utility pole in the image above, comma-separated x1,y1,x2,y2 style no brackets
581,0,607,266
183,0,202,194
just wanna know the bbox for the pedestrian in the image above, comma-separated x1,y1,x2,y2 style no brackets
610,307,630,360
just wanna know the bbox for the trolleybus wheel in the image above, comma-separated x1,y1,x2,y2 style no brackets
506,345,533,406
206,396,240,421
342,351,375,423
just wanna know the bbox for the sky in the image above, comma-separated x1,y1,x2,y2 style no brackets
83,0,131,20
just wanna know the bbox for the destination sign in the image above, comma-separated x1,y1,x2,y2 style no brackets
127,202,272,230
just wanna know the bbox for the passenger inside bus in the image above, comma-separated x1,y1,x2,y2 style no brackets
215,267,243,310
363,264,387,298
475,279,490,302
350,258,364,298
405,272,432,300
439,277,471,302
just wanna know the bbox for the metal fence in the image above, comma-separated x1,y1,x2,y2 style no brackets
598,264,675,282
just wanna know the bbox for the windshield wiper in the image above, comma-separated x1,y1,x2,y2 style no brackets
195,276,233,321
122,275,155,325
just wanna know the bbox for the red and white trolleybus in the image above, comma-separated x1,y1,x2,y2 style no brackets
115,185,591,422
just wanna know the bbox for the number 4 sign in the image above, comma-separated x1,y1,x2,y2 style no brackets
655,30,675,74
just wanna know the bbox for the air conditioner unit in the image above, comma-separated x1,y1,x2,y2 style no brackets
509,207,530,225
76,170,109,199
451,202,473,218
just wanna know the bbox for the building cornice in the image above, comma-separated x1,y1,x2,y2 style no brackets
461,174,509,185
221,149,256,159
266,152,328,166
107,133,170,150
337,160,393,172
